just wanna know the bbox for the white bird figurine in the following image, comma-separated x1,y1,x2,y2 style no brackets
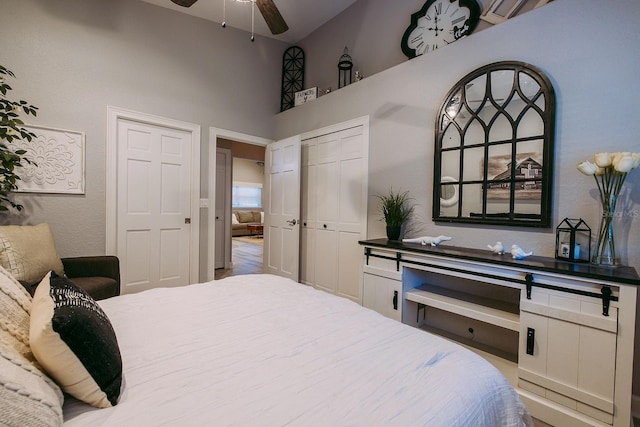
511,244,533,260
487,241,504,255
403,235,452,247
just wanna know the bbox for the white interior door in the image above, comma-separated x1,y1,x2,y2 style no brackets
115,118,193,294
264,136,301,280
215,147,232,269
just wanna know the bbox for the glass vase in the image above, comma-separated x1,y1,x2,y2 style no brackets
592,194,619,266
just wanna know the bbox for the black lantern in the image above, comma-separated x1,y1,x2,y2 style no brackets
555,218,591,262
338,46,353,88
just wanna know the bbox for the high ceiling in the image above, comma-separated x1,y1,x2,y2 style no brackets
139,0,358,44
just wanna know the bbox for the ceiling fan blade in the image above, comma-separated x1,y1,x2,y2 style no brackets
256,0,289,35
170,0,198,7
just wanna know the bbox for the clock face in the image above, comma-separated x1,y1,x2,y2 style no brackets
401,0,481,58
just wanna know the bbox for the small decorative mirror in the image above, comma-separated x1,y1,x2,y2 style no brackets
433,61,555,227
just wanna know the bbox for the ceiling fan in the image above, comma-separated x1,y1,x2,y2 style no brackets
170,0,289,35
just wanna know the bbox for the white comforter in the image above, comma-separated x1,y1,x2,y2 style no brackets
63,274,532,426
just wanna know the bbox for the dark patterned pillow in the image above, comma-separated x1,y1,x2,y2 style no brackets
30,271,122,408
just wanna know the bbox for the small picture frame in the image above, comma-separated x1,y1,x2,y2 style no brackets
294,87,318,106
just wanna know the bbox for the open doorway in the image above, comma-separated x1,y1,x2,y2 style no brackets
208,128,269,281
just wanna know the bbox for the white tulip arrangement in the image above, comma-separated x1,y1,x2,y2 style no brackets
576,152,640,264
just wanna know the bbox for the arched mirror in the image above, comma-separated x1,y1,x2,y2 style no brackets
433,61,555,227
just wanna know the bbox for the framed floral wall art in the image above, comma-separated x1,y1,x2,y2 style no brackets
13,125,85,194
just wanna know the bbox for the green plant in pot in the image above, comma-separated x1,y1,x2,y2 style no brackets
376,188,414,241
0,65,38,212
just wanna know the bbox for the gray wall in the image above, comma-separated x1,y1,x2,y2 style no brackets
0,0,287,262
276,0,640,271
297,0,546,94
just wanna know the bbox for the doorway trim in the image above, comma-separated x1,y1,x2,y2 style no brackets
208,127,272,281
106,106,201,285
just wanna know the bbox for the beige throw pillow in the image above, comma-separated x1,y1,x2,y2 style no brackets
0,224,64,285
236,211,254,223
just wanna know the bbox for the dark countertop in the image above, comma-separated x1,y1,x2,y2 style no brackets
359,238,640,286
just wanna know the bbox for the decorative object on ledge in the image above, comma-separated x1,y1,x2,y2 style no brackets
555,218,590,263
401,0,481,59
433,61,556,228
14,125,85,194
294,87,317,107
337,47,353,89
280,46,304,112
376,188,415,241
487,241,504,255
577,151,639,266
510,244,532,260
403,235,452,247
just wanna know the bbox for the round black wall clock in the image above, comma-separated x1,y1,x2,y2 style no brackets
280,46,305,112
401,0,481,59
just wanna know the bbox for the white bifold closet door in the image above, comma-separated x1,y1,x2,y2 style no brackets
300,124,368,303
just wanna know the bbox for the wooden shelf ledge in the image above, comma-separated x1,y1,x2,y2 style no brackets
406,284,520,331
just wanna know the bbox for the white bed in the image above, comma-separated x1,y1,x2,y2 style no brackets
62,274,532,426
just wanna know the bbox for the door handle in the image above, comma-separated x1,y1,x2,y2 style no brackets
393,290,398,310
286,219,297,226
526,327,535,355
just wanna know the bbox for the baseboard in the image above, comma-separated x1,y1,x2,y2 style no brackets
632,394,640,420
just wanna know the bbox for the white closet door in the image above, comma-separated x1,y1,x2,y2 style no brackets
304,124,367,303
314,133,340,294
336,127,366,301
300,140,317,286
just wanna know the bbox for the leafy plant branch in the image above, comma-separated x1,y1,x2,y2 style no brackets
0,65,38,212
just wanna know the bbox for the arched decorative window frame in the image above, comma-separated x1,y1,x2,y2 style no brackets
433,61,556,227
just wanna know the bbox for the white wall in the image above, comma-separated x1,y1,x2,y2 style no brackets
233,158,265,187
0,0,287,259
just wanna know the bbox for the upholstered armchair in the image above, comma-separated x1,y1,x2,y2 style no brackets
61,256,120,300
0,224,121,300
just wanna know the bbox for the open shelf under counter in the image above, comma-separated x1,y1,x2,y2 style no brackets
406,284,520,331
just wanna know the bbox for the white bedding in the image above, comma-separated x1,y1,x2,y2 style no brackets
63,274,532,426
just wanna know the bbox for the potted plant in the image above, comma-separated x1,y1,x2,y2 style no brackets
0,65,38,212
376,188,414,241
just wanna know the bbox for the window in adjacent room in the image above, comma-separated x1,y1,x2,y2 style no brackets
232,184,262,208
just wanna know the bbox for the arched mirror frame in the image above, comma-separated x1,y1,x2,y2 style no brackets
433,61,556,227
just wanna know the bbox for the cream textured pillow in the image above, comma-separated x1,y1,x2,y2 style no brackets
0,265,32,360
0,224,65,285
0,265,64,427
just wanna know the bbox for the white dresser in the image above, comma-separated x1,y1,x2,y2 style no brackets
360,239,639,427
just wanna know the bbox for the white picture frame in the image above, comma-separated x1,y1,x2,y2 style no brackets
13,125,85,194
